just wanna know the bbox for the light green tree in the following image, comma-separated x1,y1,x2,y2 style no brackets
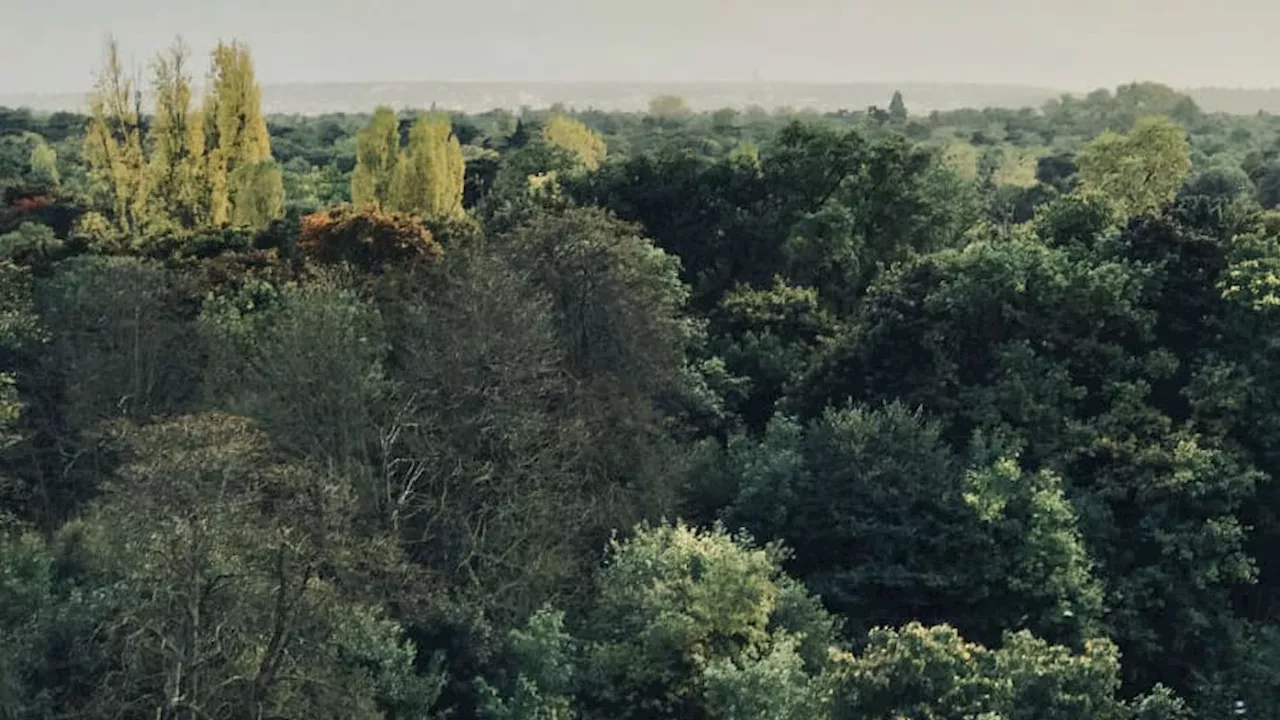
540,114,606,172
148,37,207,228
0,222,61,262
579,522,840,720
229,159,285,229
84,36,150,233
1076,115,1191,218
832,623,1130,720
27,140,58,187
648,94,693,118
204,40,277,226
389,112,465,219
941,141,981,182
728,142,761,172
351,106,401,207
992,147,1040,188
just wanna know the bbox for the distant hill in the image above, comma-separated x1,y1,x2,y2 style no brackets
3,81,1280,116
0,81,1063,115
1186,87,1280,115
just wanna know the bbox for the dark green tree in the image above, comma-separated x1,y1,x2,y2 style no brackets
722,405,1103,648
888,90,908,122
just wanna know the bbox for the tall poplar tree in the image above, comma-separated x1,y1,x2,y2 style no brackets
350,106,400,207
84,36,149,233
388,112,465,219
203,41,279,227
148,37,207,229
230,160,285,229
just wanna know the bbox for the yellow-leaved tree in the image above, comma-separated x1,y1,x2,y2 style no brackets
940,141,981,183
148,37,207,229
28,140,59,187
541,113,607,171
992,148,1040,189
1076,115,1191,218
352,110,465,220
389,112,465,219
230,160,286,229
84,36,282,234
84,36,150,234
204,41,282,229
351,106,402,207
648,94,692,119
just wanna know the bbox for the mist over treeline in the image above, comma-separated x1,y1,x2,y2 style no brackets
8,80,1280,116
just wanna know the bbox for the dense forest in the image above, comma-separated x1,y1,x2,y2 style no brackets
6,36,1280,720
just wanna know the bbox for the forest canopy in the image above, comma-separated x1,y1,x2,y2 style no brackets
5,35,1280,720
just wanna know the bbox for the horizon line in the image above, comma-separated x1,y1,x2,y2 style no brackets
5,79,1280,97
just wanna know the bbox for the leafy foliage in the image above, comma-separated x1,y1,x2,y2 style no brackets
722,406,1103,648
832,623,1127,720
353,110,466,220
1077,116,1192,218
578,522,839,720
541,114,607,172
390,113,466,220
79,413,440,720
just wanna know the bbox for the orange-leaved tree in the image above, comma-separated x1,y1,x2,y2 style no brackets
299,205,443,274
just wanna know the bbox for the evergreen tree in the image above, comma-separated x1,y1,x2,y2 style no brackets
889,90,908,122
507,117,532,149
351,106,401,207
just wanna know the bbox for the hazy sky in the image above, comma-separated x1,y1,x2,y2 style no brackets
2,0,1279,94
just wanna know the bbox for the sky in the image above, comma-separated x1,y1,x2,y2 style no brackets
2,0,1279,95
